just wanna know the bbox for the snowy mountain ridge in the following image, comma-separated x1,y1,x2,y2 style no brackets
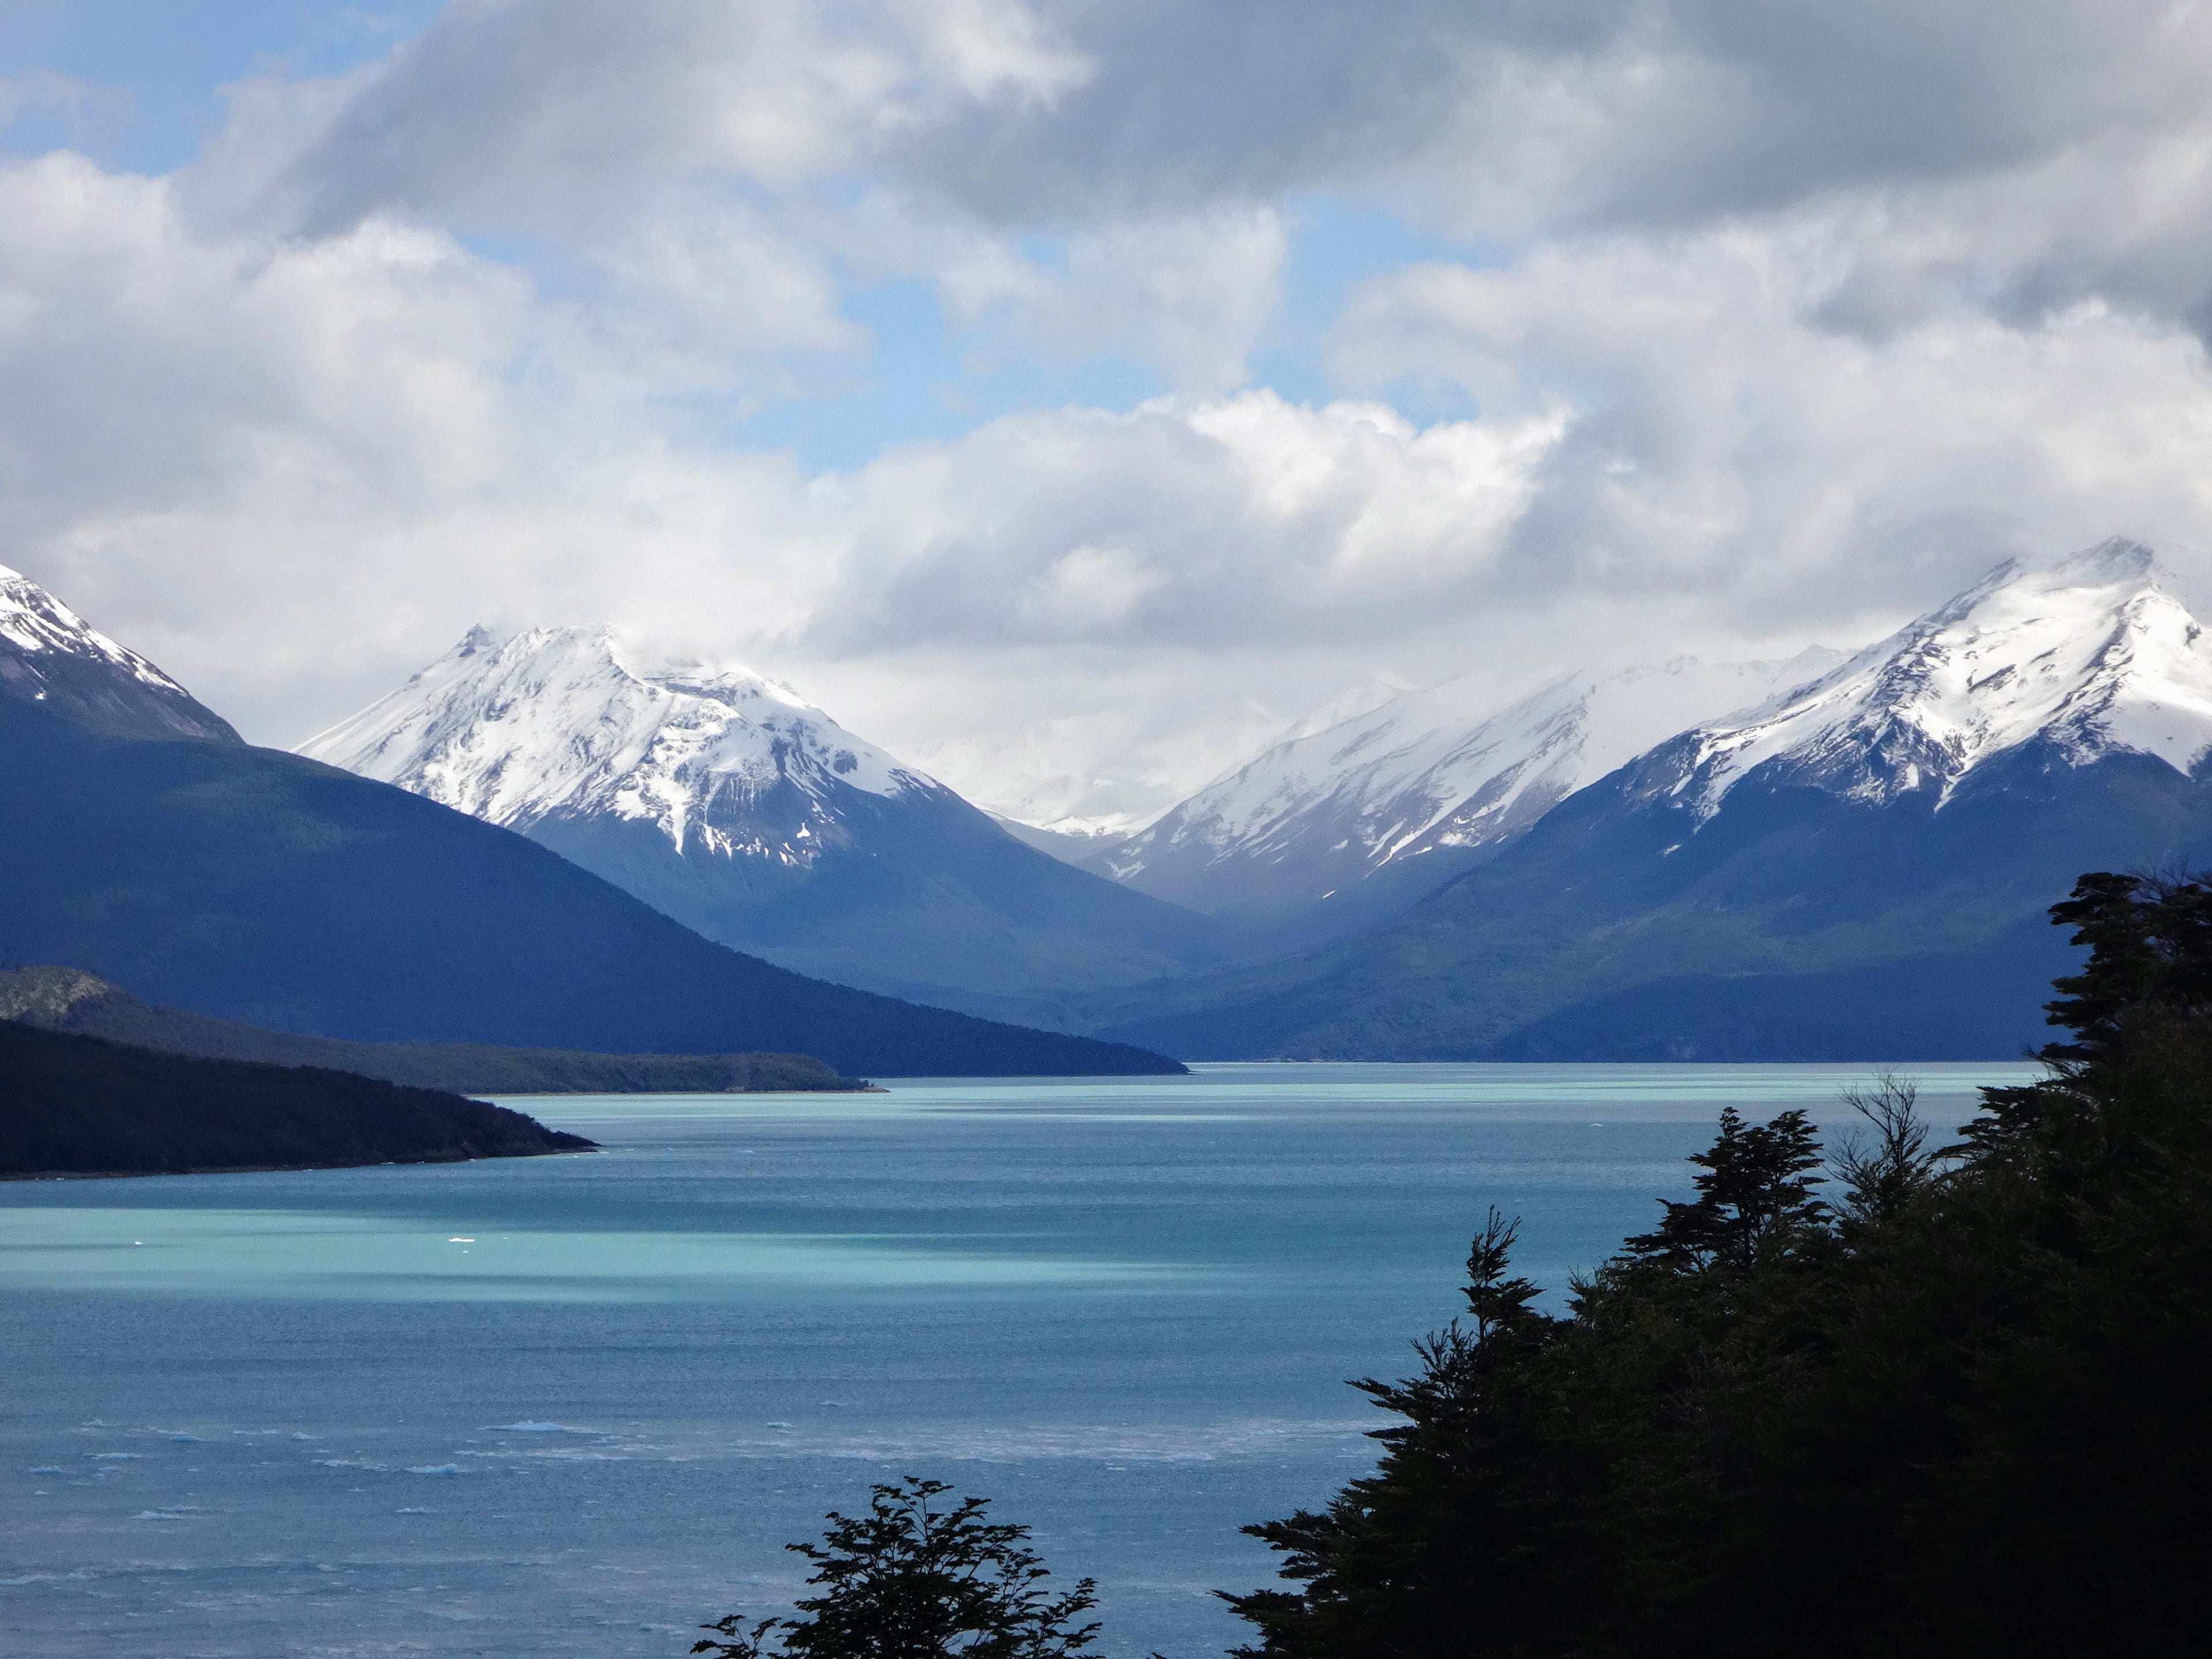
1090,649,1840,914
298,626,945,866
1638,538,2212,816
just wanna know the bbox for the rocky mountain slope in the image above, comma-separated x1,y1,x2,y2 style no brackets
1090,540,2212,1060
301,627,1226,1028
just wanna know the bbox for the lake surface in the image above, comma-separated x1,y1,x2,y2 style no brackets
0,1062,2032,1657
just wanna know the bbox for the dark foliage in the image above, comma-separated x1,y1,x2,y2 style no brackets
0,1020,595,1177
696,1478,1099,1659
1227,868,2212,1657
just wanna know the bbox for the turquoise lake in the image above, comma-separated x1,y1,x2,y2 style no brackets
0,1062,2033,1657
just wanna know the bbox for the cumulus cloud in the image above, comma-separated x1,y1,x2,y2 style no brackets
805,391,1564,656
1330,213,2212,628
250,0,1087,234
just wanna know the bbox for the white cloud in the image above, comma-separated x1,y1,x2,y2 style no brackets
1331,211,2212,630
936,206,1289,393
12,2,2212,831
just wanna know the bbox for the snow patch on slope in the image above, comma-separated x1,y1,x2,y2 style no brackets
299,627,942,864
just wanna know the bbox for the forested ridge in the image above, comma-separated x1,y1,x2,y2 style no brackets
0,1021,596,1177
1226,869,2212,1658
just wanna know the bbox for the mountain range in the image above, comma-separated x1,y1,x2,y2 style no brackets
0,565,1180,1077
1087,538,2212,1059
298,627,1225,1028
1081,649,1846,937
9,536,2206,1067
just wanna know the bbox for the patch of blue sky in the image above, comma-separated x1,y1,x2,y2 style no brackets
738,198,1503,472
729,275,1164,475
0,5,1514,471
1251,192,1498,425
0,1,437,175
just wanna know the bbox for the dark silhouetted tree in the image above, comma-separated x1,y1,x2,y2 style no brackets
1621,1104,1827,1271
695,1478,1099,1659
1229,867,2212,1658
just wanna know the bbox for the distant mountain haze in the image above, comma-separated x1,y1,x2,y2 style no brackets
298,626,1231,1029
0,565,1183,1077
1089,540,2212,1060
1083,650,1847,935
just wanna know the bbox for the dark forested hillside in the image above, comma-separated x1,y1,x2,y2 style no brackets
1228,869,2212,1657
0,1022,596,1177
0,699,1182,1077
0,965,874,1093
1093,744,2212,1060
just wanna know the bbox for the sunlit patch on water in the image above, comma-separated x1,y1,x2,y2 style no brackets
0,1209,1208,1301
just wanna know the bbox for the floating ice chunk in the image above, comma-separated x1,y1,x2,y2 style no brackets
91,1452,139,1460
396,1506,431,1514
29,1466,63,1474
406,1464,462,1476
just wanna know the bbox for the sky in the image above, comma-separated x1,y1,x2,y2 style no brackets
5,1,2212,831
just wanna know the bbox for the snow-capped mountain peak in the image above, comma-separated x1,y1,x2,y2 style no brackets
1648,537,2212,815
0,562,237,741
1094,647,1841,914
299,627,944,865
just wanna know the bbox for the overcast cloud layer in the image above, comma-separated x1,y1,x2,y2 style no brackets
6,0,2212,830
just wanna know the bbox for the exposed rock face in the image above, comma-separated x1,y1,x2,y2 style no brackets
0,964,118,1025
